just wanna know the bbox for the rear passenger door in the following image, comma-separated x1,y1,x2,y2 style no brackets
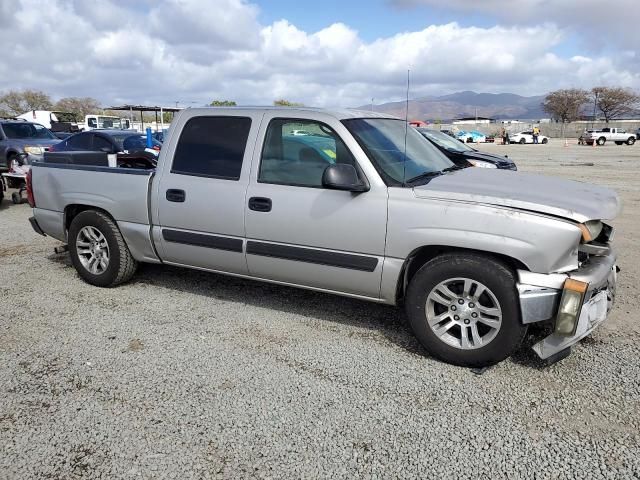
153,111,261,274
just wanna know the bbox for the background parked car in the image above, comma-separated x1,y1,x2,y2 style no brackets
455,130,486,143
417,128,516,170
510,131,549,144
0,119,60,175
51,130,161,168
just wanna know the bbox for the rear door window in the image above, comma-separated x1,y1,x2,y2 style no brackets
67,133,92,150
93,135,113,152
171,116,252,180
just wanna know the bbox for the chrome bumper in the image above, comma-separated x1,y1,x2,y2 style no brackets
517,250,617,360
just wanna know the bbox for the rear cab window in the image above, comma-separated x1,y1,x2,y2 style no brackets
171,116,252,180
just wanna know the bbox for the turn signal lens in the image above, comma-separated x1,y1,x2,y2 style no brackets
555,279,588,336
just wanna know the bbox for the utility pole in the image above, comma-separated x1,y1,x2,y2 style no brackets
591,91,598,129
371,98,374,111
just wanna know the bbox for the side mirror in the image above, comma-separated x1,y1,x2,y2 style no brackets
322,164,369,192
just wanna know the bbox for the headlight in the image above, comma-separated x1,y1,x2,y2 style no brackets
578,220,603,242
468,160,497,168
24,146,44,155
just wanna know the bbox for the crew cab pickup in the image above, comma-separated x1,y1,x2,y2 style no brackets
28,107,621,367
584,127,636,146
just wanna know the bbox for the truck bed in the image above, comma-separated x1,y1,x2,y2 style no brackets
31,162,158,262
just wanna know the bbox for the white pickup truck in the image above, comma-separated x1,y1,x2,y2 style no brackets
27,107,620,367
583,127,636,146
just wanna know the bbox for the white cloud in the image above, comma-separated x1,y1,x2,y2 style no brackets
391,0,640,49
0,0,638,109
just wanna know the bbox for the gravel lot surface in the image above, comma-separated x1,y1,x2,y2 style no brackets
1,141,639,479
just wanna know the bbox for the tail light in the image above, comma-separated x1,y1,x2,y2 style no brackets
26,168,35,207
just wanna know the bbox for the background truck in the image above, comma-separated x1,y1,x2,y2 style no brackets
17,110,80,138
81,115,132,131
583,127,636,146
27,107,620,367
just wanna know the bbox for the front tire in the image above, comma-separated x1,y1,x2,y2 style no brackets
68,210,138,287
627,137,635,145
597,137,606,146
405,253,527,367
541,138,548,144
519,138,526,144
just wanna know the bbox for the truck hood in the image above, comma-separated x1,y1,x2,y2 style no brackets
413,168,621,223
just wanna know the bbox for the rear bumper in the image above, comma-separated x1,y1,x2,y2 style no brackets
29,215,46,236
517,250,617,359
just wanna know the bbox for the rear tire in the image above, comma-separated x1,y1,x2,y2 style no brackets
405,253,527,367
519,138,526,144
11,192,21,204
541,138,548,144
597,137,606,146
68,210,138,287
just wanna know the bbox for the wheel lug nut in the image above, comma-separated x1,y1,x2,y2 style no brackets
469,302,475,308
451,305,457,311
454,315,460,321
464,319,471,325
458,299,464,305
472,312,478,318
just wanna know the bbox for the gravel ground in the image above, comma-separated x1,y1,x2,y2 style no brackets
1,141,640,479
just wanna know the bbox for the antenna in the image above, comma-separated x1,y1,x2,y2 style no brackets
402,69,410,185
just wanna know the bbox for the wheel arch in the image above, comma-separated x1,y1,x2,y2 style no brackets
64,204,116,237
395,245,529,305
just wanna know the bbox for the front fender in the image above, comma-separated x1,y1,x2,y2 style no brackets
386,190,581,274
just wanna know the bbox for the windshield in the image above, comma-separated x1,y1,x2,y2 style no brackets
418,128,474,153
2,122,57,140
97,116,123,129
343,118,453,186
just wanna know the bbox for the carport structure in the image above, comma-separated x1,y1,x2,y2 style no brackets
106,104,183,132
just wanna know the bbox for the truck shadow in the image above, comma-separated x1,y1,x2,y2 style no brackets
133,263,428,358
46,253,548,368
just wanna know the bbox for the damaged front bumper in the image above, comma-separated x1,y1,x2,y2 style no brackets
517,250,617,360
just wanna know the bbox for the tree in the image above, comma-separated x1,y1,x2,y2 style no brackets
541,88,589,123
54,97,101,119
273,99,304,107
592,87,640,123
210,100,237,106
0,89,52,116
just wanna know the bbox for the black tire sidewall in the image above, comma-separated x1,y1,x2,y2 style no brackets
405,254,526,367
68,211,123,287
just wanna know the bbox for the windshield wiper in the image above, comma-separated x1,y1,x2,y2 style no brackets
404,165,463,185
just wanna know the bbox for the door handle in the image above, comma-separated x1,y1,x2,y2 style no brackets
248,197,272,212
166,189,186,202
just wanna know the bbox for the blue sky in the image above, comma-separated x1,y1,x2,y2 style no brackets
258,0,494,41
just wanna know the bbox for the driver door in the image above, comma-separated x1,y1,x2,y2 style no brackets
244,114,388,298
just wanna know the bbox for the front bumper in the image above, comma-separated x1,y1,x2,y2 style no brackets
517,250,617,359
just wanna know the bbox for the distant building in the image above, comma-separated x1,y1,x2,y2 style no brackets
452,117,493,125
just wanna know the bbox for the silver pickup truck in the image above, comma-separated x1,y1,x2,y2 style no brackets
28,107,620,367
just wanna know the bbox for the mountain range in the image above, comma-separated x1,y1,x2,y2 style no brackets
362,91,546,121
